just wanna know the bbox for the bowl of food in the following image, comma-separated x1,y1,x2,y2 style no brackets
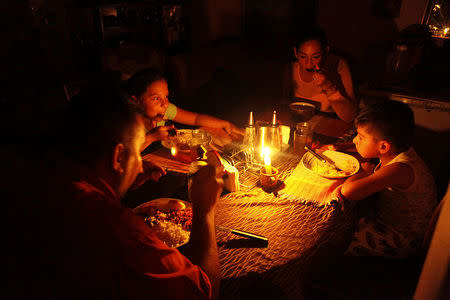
289,102,316,122
133,198,192,248
302,150,360,179
161,129,212,151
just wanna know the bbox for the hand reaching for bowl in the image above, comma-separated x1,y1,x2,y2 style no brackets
224,121,244,137
216,120,244,141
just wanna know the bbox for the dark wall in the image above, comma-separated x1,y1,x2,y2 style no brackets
317,0,400,84
1,1,75,142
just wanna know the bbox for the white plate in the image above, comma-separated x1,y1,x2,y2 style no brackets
301,150,360,179
161,129,212,150
133,198,192,213
133,198,192,248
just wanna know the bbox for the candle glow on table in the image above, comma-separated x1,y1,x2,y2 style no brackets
262,147,272,174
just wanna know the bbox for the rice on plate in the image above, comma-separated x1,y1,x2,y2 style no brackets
149,219,190,248
302,150,359,179
133,198,192,248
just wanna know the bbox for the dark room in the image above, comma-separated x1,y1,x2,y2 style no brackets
3,0,450,299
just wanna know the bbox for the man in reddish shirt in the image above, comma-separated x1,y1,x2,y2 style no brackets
6,80,222,299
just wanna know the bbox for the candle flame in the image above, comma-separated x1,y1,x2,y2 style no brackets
264,154,271,167
171,147,177,156
260,127,266,158
263,147,271,174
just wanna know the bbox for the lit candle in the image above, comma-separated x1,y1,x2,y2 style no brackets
171,146,177,156
260,127,266,159
263,147,271,174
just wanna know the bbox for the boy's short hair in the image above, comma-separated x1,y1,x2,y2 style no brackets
355,100,415,152
125,68,166,98
58,78,145,166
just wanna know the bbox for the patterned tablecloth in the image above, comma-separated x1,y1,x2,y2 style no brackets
215,151,356,300
142,117,357,299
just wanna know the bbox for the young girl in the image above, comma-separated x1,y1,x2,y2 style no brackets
283,26,358,122
340,101,437,258
125,68,243,150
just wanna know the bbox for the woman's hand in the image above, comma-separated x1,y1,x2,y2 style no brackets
312,67,337,97
312,71,329,87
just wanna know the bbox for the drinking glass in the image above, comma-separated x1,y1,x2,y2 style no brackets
293,122,313,155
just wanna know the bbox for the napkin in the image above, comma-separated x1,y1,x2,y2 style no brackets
223,161,240,192
281,161,344,207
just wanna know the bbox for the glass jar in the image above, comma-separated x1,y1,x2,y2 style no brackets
293,122,313,155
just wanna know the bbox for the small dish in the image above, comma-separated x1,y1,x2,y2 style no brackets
161,129,212,150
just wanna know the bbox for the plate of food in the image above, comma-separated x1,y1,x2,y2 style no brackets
161,129,212,150
301,150,360,179
133,198,192,248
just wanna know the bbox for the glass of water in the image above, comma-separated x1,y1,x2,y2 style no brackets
293,122,313,155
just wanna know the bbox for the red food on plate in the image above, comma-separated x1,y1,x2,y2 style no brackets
144,208,193,232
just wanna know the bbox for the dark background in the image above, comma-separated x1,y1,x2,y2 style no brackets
1,2,449,299
1,0,449,191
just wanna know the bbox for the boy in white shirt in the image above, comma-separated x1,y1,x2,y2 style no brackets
341,100,437,258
